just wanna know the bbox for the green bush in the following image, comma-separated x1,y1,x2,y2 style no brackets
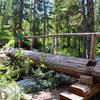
0,31,14,47
3,40,15,50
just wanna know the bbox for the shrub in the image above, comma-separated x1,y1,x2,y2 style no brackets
3,40,15,50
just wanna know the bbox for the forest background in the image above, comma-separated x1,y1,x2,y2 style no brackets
0,0,100,58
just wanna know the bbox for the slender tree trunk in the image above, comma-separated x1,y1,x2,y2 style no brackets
0,2,2,30
1,2,6,31
82,0,87,58
30,0,32,34
86,0,94,59
56,16,59,53
78,38,81,56
19,0,24,29
33,0,36,36
47,16,49,35
67,26,70,47
0,2,2,15
37,16,39,34
67,28,70,48
43,0,46,52
82,37,86,58
31,0,36,49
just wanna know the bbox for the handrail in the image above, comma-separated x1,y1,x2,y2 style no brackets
23,33,100,39
23,32,100,61
23,33,92,39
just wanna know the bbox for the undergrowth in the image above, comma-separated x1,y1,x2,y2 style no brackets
0,49,69,99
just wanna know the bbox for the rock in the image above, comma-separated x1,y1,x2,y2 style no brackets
18,78,41,93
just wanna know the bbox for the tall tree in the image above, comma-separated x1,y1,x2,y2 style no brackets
19,0,24,29
86,0,94,58
82,0,87,58
43,0,46,51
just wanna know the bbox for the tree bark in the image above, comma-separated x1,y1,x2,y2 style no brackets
31,0,36,49
86,0,94,58
78,38,81,56
43,0,46,52
0,2,2,16
19,0,24,29
29,0,32,34
56,16,59,53
50,37,55,54
7,48,100,82
82,37,86,58
82,0,87,58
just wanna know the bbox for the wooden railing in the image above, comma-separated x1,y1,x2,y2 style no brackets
23,33,100,61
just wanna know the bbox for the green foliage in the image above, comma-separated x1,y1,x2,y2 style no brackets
0,57,32,100
0,31,14,47
40,55,46,62
0,49,70,95
96,42,100,55
0,50,32,82
3,40,15,50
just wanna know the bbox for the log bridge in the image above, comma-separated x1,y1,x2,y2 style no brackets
7,33,100,100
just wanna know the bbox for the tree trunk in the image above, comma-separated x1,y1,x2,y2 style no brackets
19,0,24,29
67,37,71,48
29,0,32,34
7,48,100,82
31,0,36,49
43,0,46,52
82,0,87,58
86,0,94,59
82,37,86,58
0,2,2,16
78,38,81,56
56,16,59,53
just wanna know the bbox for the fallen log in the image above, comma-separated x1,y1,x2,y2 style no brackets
7,48,100,82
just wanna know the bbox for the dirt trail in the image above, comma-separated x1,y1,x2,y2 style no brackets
30,88,100,100
29,85,67,100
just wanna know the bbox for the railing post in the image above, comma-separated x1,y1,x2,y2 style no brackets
50,36,55,54
90,34,96,60
30,37,34,50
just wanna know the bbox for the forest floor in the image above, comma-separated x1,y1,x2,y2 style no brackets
29,85,68,100
29,86,100,100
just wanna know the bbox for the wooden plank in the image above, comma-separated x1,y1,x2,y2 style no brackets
95,32,100,37
80,75,93,85
67,83,91,97
60,91,83,100
60,83,100,100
